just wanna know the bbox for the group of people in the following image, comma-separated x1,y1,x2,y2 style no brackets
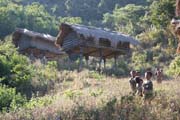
129,68,163,104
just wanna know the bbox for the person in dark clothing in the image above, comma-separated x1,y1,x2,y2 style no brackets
135,76,143,97
129,70,137,95
143,71,153,104
135,71,143,96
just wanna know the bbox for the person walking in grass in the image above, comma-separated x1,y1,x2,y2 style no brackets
129,70,137,95
155,67,163,84
135,71,143,97
143,71,153,104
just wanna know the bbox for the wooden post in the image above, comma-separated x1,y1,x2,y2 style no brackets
67,56,71,70
114,53,117,70
85,55,89,66
41,56,47,65
99,49,102,73
30,52,35,63
103,57,106,69
103,57,106,75
78,47,83,72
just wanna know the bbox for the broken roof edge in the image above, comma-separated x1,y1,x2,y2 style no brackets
12,28,66,55
13,28,56,42
59,23,141,46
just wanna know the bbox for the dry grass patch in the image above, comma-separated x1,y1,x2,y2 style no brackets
0,70,180,120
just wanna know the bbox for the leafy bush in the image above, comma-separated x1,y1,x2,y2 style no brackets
64,89,82,99
0,37,61,98
131,51,154,72
31,61,59,96
167,56,180,76
88,71,104,80
0,1,58,38
0,85,26,112
137,28,168,47
0,39,32,97
148,0,175,28
59,17,82,24
24,95,55,110
103,4,146,35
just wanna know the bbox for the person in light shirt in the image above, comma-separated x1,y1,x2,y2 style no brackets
155,67,163,84
129,70,137,95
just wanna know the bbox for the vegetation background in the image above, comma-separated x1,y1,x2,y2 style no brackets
0,0,180,119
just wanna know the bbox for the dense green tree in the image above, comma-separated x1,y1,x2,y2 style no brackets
103,4,146,35
0,1,58,38
65,0,101,20
0,39,32,96
148,0,175,28
59,17,82,24
167,55,180,76
0,2,23,37
24,2,58,35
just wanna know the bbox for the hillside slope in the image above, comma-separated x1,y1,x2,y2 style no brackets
0,69,179,120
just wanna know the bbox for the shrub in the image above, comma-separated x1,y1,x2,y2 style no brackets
88,71,104,80
0,38,60,99
24,95,54,110
31,61,59,96
63,89,82,99
0,85,26,112
0,39,33,97
167,56,180,76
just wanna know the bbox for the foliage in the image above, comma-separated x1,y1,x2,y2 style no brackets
0,2,23,37
59,17,82,24
0,85,26,112
24,2,58,35
24,95,55,110
167,56,180,76
0,37,60,111
0,38,32,96
0,0,180,118
31,61,59,96
148,0,175,28
103,4,146,35
64,89,82,99
88,71,104,80
137,28,167,47
0,72,180,120
0,1,58,38
0,0,150,38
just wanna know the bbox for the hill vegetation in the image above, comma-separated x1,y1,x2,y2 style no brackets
0,0,180,119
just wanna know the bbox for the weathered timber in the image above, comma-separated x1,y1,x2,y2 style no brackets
13,28,65,60
56,23,140,59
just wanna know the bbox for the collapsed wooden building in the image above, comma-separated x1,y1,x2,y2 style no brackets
13,23,140,70
13,28,65,60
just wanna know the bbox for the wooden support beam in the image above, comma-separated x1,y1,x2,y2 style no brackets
103,57,107,75
85,55,89,66
114,53,117,70
84,49,99,56
103,57,106,69
78,47,83,72
99,49,103,73
67,58,71,70
104,51,115,58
